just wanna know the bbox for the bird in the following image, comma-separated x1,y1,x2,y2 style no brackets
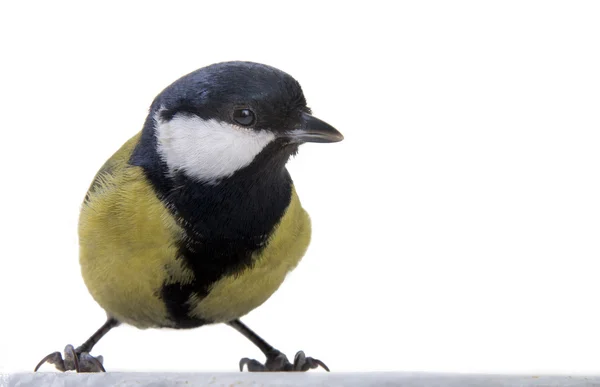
34,61,343,372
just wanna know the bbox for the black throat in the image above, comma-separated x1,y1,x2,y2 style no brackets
129,119,296,327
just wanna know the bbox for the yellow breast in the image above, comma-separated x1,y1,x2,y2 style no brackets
188,188,311,323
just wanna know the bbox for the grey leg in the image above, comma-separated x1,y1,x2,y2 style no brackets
227,319,329,372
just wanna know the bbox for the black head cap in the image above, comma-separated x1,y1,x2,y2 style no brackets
152,61,311,133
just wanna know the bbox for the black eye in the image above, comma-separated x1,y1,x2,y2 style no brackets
232,109,256,126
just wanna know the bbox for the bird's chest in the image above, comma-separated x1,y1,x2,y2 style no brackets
186,189,312,323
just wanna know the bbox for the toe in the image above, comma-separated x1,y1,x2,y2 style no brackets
64,345,79,372
79,353,106,372
293,351,306,371
265,351,291,371
293,351,329,372
240,357,267,372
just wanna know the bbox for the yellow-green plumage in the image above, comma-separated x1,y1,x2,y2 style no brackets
79,132,311,329
33,61,343,374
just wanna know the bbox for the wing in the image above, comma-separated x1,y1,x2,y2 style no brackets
78,132,193,328
83,133,141,203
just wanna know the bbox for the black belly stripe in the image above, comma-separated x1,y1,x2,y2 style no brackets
160,238,264,328
160,282,207,328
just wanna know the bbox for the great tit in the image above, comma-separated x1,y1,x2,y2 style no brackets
34,61,343,372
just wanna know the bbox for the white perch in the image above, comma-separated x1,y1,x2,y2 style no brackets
3,372,600,387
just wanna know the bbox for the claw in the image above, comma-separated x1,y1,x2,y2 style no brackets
239,349,329,372
34,345,105,373
239,358,249,372
240,357,268,372
310,358,329,372
34,352,65,372
293,350,329,372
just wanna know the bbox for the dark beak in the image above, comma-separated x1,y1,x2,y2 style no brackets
283,112,344,143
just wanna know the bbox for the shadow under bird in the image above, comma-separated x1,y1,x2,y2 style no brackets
35,61,343,372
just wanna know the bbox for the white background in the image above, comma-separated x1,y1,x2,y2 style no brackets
1,0,599,375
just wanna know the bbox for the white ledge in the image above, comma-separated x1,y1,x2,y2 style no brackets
3,372,600,387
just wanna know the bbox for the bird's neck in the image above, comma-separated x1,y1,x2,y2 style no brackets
130,123,294,243
165,164,293,243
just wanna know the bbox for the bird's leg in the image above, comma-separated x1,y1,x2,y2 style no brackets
34,317,120,372
227,319,329,372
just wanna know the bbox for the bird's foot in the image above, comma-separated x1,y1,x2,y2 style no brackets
239,349,329,372
34,344,105,372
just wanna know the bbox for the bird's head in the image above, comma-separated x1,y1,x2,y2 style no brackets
146,61,343,184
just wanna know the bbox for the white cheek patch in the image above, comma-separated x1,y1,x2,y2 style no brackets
154,112,275,183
